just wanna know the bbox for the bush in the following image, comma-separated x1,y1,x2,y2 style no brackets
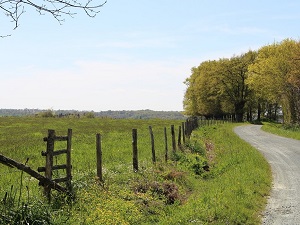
83,111,95,118
38,109,55,118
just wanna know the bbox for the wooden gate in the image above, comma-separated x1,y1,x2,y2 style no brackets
38,129,72,200
0,129,73,201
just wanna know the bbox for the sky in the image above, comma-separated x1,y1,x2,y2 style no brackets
0,0,300,112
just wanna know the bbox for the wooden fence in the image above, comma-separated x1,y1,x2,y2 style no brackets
0,117,228,199
0,154,68,195
94,117,218,181
38,129,73,200
0,129,73,202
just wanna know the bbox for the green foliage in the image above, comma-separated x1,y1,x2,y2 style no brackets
0,183,67,225
158,124,272,224
185,38,300,125
247,39,300,124
184,51,256,122
185,139,205,155
83,111,95,118
171,151,208,176
37,109,55,118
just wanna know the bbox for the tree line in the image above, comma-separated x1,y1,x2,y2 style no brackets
184,39,300,124
0,109,185,120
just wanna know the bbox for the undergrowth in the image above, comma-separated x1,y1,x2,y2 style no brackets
157,124,272,224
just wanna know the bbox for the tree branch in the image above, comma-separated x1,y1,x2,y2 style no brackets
0,0,107,32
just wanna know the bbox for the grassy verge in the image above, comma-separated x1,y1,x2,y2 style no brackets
262,122,300,140
0,118,272,224
154,123,272,224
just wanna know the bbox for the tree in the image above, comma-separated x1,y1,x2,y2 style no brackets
183,61,224,118
247,39,300,124
0,0,107,32
185,39,300,124
217,51,257,122
184,51,256,122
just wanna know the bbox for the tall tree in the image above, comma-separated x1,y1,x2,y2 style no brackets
184,50,256,122
184,60,224,118
217,51,257,122
247,39,300,124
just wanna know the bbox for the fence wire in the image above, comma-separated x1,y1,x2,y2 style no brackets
2,118,225,197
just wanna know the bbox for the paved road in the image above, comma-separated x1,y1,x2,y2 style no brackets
234,125,300,225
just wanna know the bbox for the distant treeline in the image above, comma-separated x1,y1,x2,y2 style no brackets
0,109,185,120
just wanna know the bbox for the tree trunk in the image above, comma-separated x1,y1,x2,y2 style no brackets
257,103,261,121
234,101,245,122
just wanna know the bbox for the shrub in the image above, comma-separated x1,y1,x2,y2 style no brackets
38,109,55,118
83,111,95,118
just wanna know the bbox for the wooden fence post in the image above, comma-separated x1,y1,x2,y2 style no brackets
132,129,138,172
39,129,73,200
181,122,185,144
66,128,72,192
185,121,189,138
149,126,156,164
44,129,55,201
171,125,176,153
178,126,182,149
164,127,168,162
96,133,103,182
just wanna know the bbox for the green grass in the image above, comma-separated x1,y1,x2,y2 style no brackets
0,118,272,224
262,122,300,140
155,124,272,224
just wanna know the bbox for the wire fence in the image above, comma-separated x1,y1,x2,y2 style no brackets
0,117,230,198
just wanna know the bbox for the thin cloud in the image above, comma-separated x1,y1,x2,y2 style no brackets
0,59,195,111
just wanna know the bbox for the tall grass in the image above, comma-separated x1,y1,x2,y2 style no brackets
0,117,184,224
0,118,272,224
153,124,272,224
262,122,300,140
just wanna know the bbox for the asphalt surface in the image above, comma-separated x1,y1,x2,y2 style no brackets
234,125,300,225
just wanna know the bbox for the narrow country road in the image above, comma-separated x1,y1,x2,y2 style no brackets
234,125,300,225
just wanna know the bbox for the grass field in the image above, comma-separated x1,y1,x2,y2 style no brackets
262,122,300,140
0,117,272,224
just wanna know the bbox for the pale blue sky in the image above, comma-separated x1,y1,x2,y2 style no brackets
1,0,300,111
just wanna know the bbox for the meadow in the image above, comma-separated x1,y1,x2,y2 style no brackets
0,117,272,224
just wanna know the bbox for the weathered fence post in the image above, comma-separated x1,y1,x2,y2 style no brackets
171,125,176,153
149,126,156,164
66,128,72,192
181,122,185,144
96,133,103,182
132,129,138,172
44,129,55,201
178,126,182,149
40,129,73,201
164,127,168,162
185,120,190,139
